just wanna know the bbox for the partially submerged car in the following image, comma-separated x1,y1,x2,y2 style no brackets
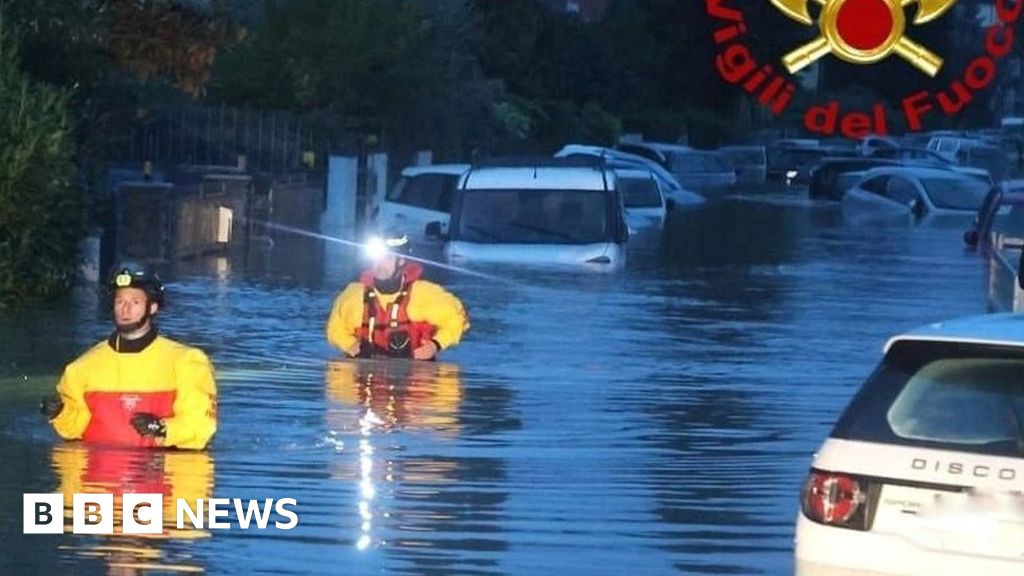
811,152,992,201
808,157,901,200
842,167,990,216
426,157,629,269
614,167,666,234
375,164,469,242
795,312,1024,576
720,145,767,184
616,142,737,191
553,144,705,208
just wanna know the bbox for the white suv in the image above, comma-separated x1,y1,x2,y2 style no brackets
795,312,1024,576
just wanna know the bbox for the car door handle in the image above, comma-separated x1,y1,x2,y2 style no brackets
394,213,407,220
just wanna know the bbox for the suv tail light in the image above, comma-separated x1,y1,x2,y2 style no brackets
801,469,874,531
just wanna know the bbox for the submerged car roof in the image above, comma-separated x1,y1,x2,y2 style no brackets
462,157,613,191
885,313,1024,351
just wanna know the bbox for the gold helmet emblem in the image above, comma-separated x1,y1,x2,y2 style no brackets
771,0,958,76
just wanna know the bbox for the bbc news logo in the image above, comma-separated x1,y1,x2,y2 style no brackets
23,494,298,534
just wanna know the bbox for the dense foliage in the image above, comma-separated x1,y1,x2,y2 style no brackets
0,36,80,307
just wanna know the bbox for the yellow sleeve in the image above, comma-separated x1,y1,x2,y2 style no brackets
50,364,92,440
163,348,217,450
408,281,470,350
326,282,367,355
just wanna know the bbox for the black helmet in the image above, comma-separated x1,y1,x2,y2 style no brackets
107,261,165,306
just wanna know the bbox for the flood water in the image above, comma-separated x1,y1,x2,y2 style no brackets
0,189,996,575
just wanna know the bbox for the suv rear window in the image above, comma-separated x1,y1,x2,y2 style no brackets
832,340,1024,458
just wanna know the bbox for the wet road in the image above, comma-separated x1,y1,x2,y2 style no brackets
0,191,994,575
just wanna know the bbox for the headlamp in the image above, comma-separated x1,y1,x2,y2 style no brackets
363,233,409,261
364,236,389,261
114,272,133,287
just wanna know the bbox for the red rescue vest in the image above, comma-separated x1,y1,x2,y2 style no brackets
82,390,176,447
356,263,436,357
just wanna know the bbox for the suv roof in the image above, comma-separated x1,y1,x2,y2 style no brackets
886,313,1024,352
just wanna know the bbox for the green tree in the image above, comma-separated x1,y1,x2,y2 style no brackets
0,35,80,307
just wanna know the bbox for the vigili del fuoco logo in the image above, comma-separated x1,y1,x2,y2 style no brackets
706,0,1022,137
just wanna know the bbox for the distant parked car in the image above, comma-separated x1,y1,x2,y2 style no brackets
721,145,767,184
842,167,991,216
375,164,469,242
554,144,705,208
957,142,1009,183
426,157,629,269
964,179,1024,249
926,137,1008,182
616,142,737,191
794,312,1024,576
868,147,993,184
856,135,900,156
773,146,854,186
614,168,666,234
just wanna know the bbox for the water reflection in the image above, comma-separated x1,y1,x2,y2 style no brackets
50,444,214,574
325,360,462,436
325,359,509,573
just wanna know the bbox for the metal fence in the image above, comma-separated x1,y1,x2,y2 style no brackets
107,103,352,174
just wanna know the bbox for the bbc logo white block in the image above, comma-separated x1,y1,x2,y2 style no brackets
122,494,163,535
73,493,114,534
23,494,63,534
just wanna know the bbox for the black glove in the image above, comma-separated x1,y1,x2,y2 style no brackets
40,394,64,420
387,330,412,358
130,413,167,438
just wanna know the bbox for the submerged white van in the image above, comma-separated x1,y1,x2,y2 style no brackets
425,157,629,269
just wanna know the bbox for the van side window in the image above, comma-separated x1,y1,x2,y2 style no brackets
387,174,457,211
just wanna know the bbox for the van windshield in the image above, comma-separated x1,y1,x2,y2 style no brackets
454,189,611,244
831,340,1024,458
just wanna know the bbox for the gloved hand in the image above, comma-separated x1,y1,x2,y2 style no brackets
130,413,167,438
40,394,64,420
387,331,412,358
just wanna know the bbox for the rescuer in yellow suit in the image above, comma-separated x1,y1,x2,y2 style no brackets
326,231,469,360
41,262,217,450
